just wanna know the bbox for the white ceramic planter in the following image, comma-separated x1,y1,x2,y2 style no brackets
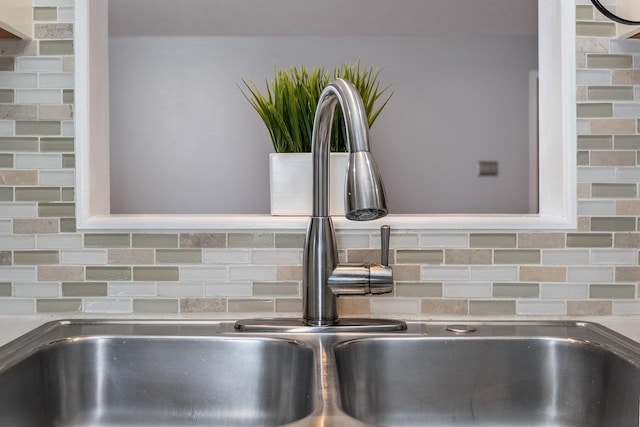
270,152,349,216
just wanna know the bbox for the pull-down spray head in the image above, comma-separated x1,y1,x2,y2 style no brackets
345,150,387,220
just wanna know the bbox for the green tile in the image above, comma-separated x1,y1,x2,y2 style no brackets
396,250,443,264
133,267,179,281
61,187,74,202
133,299,179,313
228,299,274,313
591,217,637,232
156,249,202,264
577,151,589,166
576,22,615,37
0,252,10,265
592,183,637,198
275,299,302,313
614,135,640,149
63,89,74,104
34,7,57,21
493,283,539,298
0,188,12,201
470,233,516,248
60,217,76,232
15,187,60,202
253,282,299,297
576,5,593,20
578,135,612,149
39,40,74,55
14,250,59,265
469,300,516,315
274,233,305,248
588,86,634,101
0,137,39,152
84,233,130,248
62,282,108,297
0,153,13,167
590,284,635,299
86,266,132,281
395,282,442,298
494,250,540,264
567,233,613,248
62,154,75,168
38,202,75,217
36,298,82,313
40,137,74,152
15,121,61,136
132,234,178,248
0,89,14,103
228,233,274,248
577,103,613,118
0,283,11,296
0,57,14,71
587,54,633,69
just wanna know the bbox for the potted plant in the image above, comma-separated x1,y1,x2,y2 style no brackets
241,62,392,215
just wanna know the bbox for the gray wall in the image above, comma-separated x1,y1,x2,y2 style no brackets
108,34,537,214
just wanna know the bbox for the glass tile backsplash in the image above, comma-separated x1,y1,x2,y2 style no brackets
0,0,638,316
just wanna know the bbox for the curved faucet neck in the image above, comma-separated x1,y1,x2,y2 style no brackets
303,78,392,326
311,78,371,217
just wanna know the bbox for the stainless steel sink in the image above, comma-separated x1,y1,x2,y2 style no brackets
0,320,638,427
335,334,640,426
0,321,315,427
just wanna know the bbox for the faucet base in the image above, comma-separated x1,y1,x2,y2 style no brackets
234,318,407,333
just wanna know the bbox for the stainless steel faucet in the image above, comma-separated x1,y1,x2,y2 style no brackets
303,78,394,326
236,79,404,332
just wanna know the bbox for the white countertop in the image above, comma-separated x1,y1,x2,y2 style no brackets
0,314,638,347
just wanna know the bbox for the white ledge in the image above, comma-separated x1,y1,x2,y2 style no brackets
79,213,576,232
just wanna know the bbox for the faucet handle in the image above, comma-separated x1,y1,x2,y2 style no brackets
380,225,391,266
369,225,393,294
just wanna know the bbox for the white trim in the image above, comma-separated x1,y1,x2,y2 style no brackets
75,0,111,225
528,70,539,215
75,0,576,231
78,213,573,232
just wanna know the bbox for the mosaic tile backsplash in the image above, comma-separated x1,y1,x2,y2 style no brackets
0,0,639,316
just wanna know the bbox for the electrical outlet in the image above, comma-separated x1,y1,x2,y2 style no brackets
478,161,498,176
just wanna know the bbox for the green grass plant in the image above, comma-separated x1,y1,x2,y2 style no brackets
240,62,392,153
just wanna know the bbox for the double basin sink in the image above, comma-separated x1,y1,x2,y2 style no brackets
0,320,638,426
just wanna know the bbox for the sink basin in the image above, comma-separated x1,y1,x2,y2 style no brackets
0,320,638,427
0,322,315,427
335,332,640,427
